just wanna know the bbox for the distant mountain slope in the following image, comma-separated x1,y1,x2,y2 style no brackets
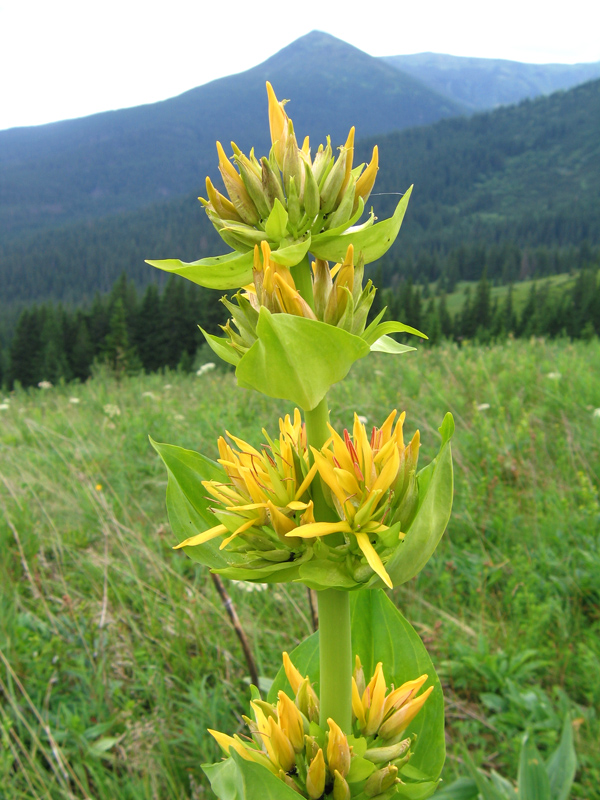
2,78,598,315
0,31,463,239
382,52,600,110
365,78,600,250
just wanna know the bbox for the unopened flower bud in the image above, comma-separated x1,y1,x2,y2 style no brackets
326,718,351,778
297,677,320,723
269,717,296,773
306,748,326,800
364,738,411,764
277,691,305,753
363,764,399,797
354,145,379,208
216,141,260,225
320,148,349,214
279,770,303,794
303,159,321,219
378,686,434,742
333,770,351,800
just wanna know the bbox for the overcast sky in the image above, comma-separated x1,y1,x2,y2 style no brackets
1,0,599,131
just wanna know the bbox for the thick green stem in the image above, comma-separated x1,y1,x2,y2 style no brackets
304,398,353,733
293,254,315,312
317,589,353,732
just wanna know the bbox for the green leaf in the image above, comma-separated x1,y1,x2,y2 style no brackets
311,197,368,246
546,715,576,800
150,438,235,569
297,559,360,590
236,308,370,410
370,335,416,355
268,590,445,793
146,250,254,290
203,752,301,800
309,187,413,264
432,777,479,800
518,734,551,800
201,328,242,367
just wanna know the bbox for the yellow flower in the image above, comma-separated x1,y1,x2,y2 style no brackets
351,656,433,742
290,411,420,588
173,409,317,553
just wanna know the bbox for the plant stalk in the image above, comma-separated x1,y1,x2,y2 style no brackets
304,397,353,733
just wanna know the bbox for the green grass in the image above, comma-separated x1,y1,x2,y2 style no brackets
1,339,599,799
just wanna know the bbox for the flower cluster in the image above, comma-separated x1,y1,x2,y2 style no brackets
209,653,432,800
200,83,378,254
174,410,420,589
174,409,317,560
297,410,420,589
217,241,377,360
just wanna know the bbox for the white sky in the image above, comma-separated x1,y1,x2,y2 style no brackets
1,0,599,131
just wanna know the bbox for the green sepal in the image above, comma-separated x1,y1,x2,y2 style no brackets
311,197,367,246
146,250,254,290
268,590,445,796
297,559,360,591
200,328,242,366
270,234,312,266
365,413,454,589
370,336,417,355
236,307,370,410
363,318,427,346
265,198,289,242
213,547,315,584
310,187,413,264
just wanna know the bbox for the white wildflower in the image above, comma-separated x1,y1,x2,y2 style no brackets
357,415,368,425
163,384,172,390
231,580,268,593
68,397,80,404
476,403,491,412
173,414,185,421
0,404,9,411
142,391,157,399
38,381,53,390
593,408,600,419
103,403,121,418
547,372,561,380
196,362,216,376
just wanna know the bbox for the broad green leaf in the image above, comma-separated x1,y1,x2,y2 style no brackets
270,234,312,266
200,328,242,366
146,250,254,290
150,438,236,569
370,335,416,355
463,752,509,800
236,308,370,410
396,782,441,799
518,734,551,800
367,415,453,588
203,752,300,800
546,715,576,800
268,590,445,794
310,187,413,264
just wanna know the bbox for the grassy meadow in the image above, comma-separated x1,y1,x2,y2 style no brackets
1,338,599,799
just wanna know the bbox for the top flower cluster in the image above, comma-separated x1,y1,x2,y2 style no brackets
199,82,379,258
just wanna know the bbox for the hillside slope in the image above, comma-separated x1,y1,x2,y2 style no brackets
0,31,463,239
2,78,598,311
382,52,600,110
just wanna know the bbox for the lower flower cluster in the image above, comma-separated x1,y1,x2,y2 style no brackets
208,653,432,800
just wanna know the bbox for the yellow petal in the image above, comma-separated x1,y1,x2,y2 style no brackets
294,461,318,501
290,520,352,538
354,532,393,588
173,523,228,549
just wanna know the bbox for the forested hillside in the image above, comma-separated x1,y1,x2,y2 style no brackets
0,31,462,239
383,52,600,110
1,77,598,323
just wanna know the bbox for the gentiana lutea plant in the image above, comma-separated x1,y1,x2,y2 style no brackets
149,84,454,800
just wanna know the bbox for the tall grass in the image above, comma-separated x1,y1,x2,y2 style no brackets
1,338,599,798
